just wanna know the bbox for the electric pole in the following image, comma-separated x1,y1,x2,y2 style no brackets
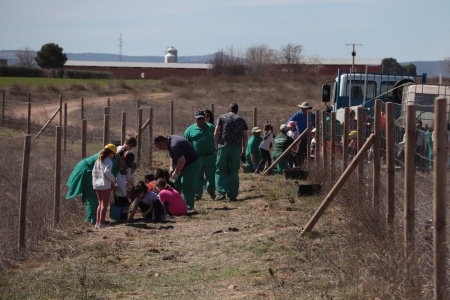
118,34,124,62
346,43,363,72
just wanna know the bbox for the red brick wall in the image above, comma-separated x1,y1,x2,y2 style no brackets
64,66,209,79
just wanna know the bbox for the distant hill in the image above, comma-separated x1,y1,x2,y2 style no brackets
1,50,446,77
400,61,446,78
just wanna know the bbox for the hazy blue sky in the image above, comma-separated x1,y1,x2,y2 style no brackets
2,0,449,62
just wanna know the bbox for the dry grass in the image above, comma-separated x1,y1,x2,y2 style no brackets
0,75,442,299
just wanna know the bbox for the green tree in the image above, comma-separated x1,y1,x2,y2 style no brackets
35,43,68,68
381,58,403,74
403,63,417,76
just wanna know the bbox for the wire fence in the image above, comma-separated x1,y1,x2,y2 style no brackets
1,89,449,297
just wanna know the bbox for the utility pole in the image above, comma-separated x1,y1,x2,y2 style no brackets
346,43,363,72
118,34,124,62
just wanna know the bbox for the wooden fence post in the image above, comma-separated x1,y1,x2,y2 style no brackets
63,102,67,153
314,110,321,173
81,119,87,159
385,102,395,230
18,135,31,250
357,106,364,197
136,99,140,132
253,107,257,128
433,97,447,300
1,89,5,127
103,113,109,146
149,107,154,168
301,134,375,234
107,98,110,115
306,111,312,169
404,104,416,259
372,100,381,211
170,100,174,135
54,126,61,226
121,112,126,145
27,92,31,134
80,97,84,120
330,111,336,181
321,110,327,170
59,94,62,127
342,107,349,171
137,108,142,164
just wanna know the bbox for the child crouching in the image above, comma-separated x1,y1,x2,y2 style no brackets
127,181,166,223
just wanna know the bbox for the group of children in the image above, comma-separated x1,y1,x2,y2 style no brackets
67,136,189,230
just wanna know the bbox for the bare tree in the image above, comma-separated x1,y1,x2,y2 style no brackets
209,46,245,76
276,43,304,73
15,46,37,67
441,57,450,75
245,44,275,75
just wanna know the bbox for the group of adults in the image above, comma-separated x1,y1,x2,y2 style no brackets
154,102,248,207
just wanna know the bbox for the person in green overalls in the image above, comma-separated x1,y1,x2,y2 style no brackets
271,124,294,174
245,127,263,172
184,110,217,200
214,103,248,201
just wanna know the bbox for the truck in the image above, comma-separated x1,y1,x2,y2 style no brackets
322,69,428,124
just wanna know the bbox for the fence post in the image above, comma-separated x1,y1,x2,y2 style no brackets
314,110,321,174
107,98,110,115
103,113,109,146
54,126,61,226
136,99,140,132
137,108,142,164
210,103,214,117
306,111,312,169
81,119,87,159
253,107,257,128
357,106,364,197
63,102,67,153
404,104,416,259
372,100,381,211
18,135,31,250
27,92,31,134
342,107,349,171
1,89,5,127
121,112,126,145
433,97,447,300
149,107,154,168
80,97,84,120
321,110,327,170
170,100,174,135
385,102,395,231
59,94,63,127
330,111,336,181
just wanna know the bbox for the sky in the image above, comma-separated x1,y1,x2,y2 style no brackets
2,0,449,62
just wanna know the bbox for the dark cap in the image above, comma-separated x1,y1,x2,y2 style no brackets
195,110,205,119
228,103,238,113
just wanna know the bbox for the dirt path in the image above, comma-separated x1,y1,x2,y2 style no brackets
2,172,339,299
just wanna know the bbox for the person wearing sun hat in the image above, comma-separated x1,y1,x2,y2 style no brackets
245,127,263,173
287,101,315,167
92,144,117,229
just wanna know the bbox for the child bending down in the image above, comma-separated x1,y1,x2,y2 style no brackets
155,179,188,216
127,181,166,223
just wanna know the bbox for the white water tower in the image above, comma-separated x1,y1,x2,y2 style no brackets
164,46,177,63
